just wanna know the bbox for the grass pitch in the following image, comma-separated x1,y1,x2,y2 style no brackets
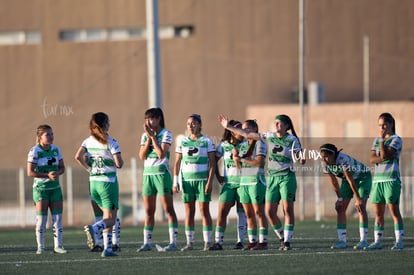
1,218,414,274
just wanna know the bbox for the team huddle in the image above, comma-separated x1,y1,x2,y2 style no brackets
27,110,404,257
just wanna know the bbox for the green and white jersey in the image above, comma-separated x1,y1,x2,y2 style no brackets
176,135,215,181
27,144,63,190
260,132,301,176
322,152,370,180
216,141,241,187
238,139,267,186
140,128,172,175
371,135,402,183
81,135,121,183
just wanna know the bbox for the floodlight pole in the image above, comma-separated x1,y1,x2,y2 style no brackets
363,35,370,137
298,0,306,221
146,0,162,108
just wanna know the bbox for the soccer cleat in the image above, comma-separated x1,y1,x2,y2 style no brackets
203,242,212,251
391,242,404,250
101,249,118,257
36,247,45,255
209,243,223,251
331,241,347,249
163,243,178,252
91,245,103,252
137,243,152,252
233,242,244,250
279,242,291,251
84,225,96,251
54,246,67,254
251,242,268,250
243,242,257,251
364,242,382,250
181,243,193,251
112,244,121,252
353,240,368,250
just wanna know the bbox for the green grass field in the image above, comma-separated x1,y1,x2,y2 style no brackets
1,218,414,274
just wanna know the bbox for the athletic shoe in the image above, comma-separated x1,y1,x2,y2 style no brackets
163,243,178,252
233,242,244,250
101,249,118,257
353,240,368,250
137,243,152,252
91,245,103,252
243,242,257,251
391,242,404,250
180,243,193,251
203,242,211,251
279,242,291,251
54,246,67,254
36,247,44,255
112,244,121,252
251,242,268,250
364,242,382,250
209,243,223,251
84,225,96,251
331,241,347,249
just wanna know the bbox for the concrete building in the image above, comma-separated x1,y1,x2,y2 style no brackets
1,0,413,168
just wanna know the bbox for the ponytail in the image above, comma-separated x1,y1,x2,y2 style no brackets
276,114,301,147
90,112,109,144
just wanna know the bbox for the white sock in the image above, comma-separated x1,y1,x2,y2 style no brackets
144,227,153,245
185,229,195,244
52,213,63,248
169,224,178,245
112,217,120,246
36,215,47,249
203,229,212,244
237,210,247,243
103,231,113,251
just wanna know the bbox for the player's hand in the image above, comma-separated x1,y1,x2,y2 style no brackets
218,114,229,129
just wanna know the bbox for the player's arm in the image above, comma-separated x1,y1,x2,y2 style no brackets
205,151,216,194
75,146,91,173
173,152,182,193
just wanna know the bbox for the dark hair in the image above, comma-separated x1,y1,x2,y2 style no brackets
188,114,202,125
144,107,165,128
319,143,342,159
275,114,301,146
36,124,52,143
379,112,396,133
222,120,242,142
90,112,109,144
243,119,258,133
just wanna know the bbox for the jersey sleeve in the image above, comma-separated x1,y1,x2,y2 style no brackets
109,137,121,155
215,142,224,158
207,137,216,153
27,146,37,163
255,140,267,156
161,129,173,145
140,133,148,146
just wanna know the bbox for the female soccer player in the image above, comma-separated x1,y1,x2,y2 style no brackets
27,124,66,254
75,112,124,257
319,143,372,250
366,112,404,250
137,108,179,252
218,114,305,250
174,114,216,251
234,119,268,251
209,120,247,250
